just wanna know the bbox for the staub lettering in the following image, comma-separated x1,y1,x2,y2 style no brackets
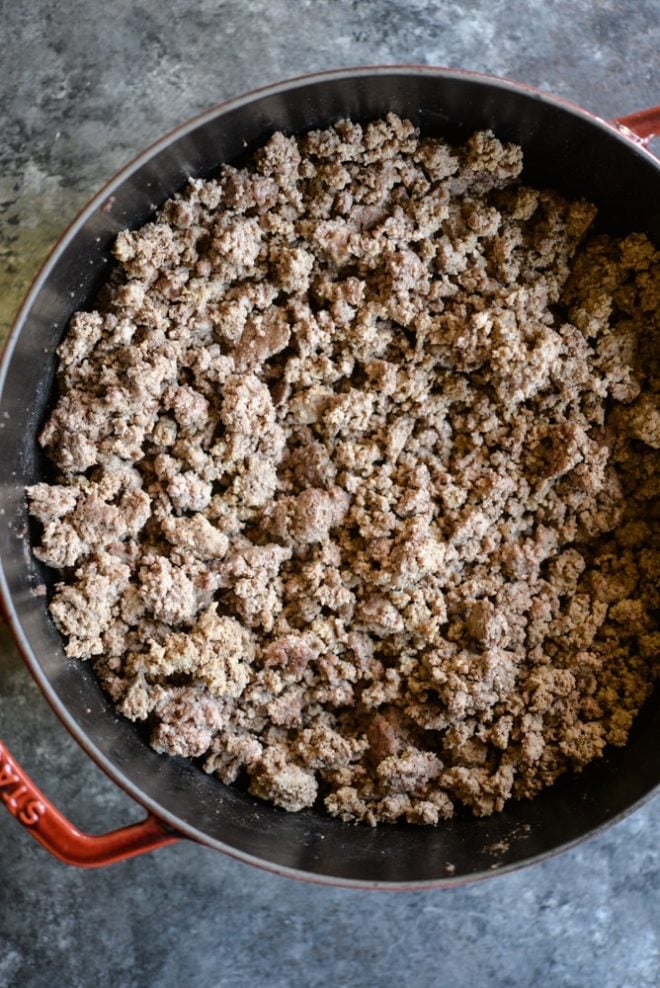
0,744,45,827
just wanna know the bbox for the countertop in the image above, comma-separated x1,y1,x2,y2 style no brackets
0,2,658,986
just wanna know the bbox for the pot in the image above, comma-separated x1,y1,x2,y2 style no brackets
0,66,658,888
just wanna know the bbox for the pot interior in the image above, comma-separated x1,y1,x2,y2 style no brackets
1,68,658,886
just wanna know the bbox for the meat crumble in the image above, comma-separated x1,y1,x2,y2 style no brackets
28,115,659,825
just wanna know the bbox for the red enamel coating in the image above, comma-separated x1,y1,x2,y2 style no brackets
0,740,178,867
614,106,660,147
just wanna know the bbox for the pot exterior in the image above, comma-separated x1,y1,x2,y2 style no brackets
1,67,658,887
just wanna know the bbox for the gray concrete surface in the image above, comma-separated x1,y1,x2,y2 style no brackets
0,2,658,986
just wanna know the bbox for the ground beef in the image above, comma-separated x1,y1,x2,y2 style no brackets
28,115,659,825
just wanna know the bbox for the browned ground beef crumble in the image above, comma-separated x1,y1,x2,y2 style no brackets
28,115,659,824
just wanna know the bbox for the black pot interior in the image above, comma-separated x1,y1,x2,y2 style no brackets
1,69,658,886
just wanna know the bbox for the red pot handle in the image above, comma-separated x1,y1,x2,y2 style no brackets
0,739,179,867
613,106,660,148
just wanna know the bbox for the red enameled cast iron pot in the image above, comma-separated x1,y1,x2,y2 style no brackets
0,67,658,888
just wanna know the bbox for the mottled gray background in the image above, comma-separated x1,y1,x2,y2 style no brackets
0,2,658,986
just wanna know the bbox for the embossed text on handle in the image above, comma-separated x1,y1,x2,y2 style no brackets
0,743,46,826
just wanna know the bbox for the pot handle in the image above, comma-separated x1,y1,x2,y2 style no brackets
612,106,660,148
0,739,179,867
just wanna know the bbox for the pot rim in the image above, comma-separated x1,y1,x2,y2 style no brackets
1,63,658,888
